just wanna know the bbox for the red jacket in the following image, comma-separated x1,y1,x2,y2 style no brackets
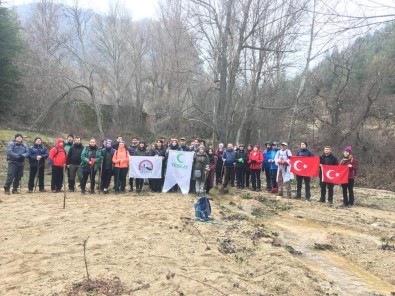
339,155,358,179
248,150,263,170
49,138,67,167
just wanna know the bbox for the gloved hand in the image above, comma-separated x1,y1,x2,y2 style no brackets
90,158,96,168
19,155,25,161
251,159,256,163
238,158,243,163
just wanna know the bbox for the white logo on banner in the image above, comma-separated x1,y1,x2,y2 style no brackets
162,150,194,194
129,156,162,178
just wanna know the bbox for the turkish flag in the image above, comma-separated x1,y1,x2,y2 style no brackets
321,165,349,184
290,156,320,177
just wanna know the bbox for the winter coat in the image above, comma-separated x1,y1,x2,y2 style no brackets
28,144,49,167
67,144,84,165
80,145,103,171
248,150,263,170
134,147,150,157
7,141,30,166
49,138,67,168
297,149,314,157
223,149,236,167
128,145,138,156
340,155,358,179
64,141,74,154
101,146,115,170
178,145,191,152
193,153,209,181
267,149,278,170
262,148,272,169
112,147,130,168
215,148,224,159
319,153,338,165
235,149,248,168
206,154,217,190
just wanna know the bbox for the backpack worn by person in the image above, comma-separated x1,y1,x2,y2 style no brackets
194,195,211,220
48,147,59,167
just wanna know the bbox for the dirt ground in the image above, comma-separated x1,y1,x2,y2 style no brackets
0,184,395,296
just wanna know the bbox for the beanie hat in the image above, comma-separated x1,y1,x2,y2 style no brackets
301,141,308,147
219,143,224,148
199,145,205,150
345,146,352,153
106,139,113,145
239,143,245,147
15,133,23,139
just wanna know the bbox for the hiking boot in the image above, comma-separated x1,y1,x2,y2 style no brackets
89,190,95,194
103,188,109,194
51,190,57,193
28,190,33,193
12,189,20,194
328,202,333,207
4,190,10,195
68,189,75,192
81,190,86,195
295,195,301,199
39,189,46,192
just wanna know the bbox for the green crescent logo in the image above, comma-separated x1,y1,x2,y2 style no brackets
176,153,184,163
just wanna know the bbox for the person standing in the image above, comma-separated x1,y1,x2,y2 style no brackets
340,146,358,207
112,141,129,193
80,138,102,194
152,140,166,193
222,143,236,188
245,144,253,188
295,142,314,200
64,134,74,154
112,136,123,150
268,142,279,193
4,133,30,195
235,144,248,189
215,143,225,185
193,146,209,194
49,138,67,193
205,148,218,194
262,142,273,191
275,142,293,198
248,145,263,191
319,146,338,204
127,137,139,192
66,136,84,192
28,137,49,193
134,141,150,193
100,140,115,194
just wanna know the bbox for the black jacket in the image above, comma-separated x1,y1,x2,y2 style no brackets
320,153,338,165
67,144,84,165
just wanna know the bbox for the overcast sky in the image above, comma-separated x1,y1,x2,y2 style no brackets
5,0,160,20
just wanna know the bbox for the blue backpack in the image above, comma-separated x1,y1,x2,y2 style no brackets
194,195,211,220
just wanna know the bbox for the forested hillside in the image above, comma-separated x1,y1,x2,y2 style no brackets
0,1,394,188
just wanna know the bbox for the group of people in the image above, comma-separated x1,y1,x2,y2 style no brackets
3,133,358,207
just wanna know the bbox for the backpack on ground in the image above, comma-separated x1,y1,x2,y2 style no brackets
194,195,211,220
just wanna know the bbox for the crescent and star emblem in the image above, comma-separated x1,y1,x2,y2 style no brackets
293,160,308,171
176,153,184,163
326,169,338,179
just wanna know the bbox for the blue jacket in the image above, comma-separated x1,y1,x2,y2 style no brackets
29,144,49,167
262,148,272,169
223,149,236,167
7,141,30,165
267,148,279,170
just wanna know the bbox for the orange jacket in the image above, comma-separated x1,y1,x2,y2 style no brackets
49,138,67,167
112,147,129,168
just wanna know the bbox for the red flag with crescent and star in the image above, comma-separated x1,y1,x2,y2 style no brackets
321,165,349,184
290,156,320,177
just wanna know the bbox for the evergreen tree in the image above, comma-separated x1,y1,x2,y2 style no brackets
0,5,22,115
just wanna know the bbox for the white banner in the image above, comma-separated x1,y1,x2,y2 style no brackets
129,156,162,179
163,150,194,194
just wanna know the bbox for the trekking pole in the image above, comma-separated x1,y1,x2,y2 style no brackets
63,164,67,209
34,160,40,193
90,165,94,193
